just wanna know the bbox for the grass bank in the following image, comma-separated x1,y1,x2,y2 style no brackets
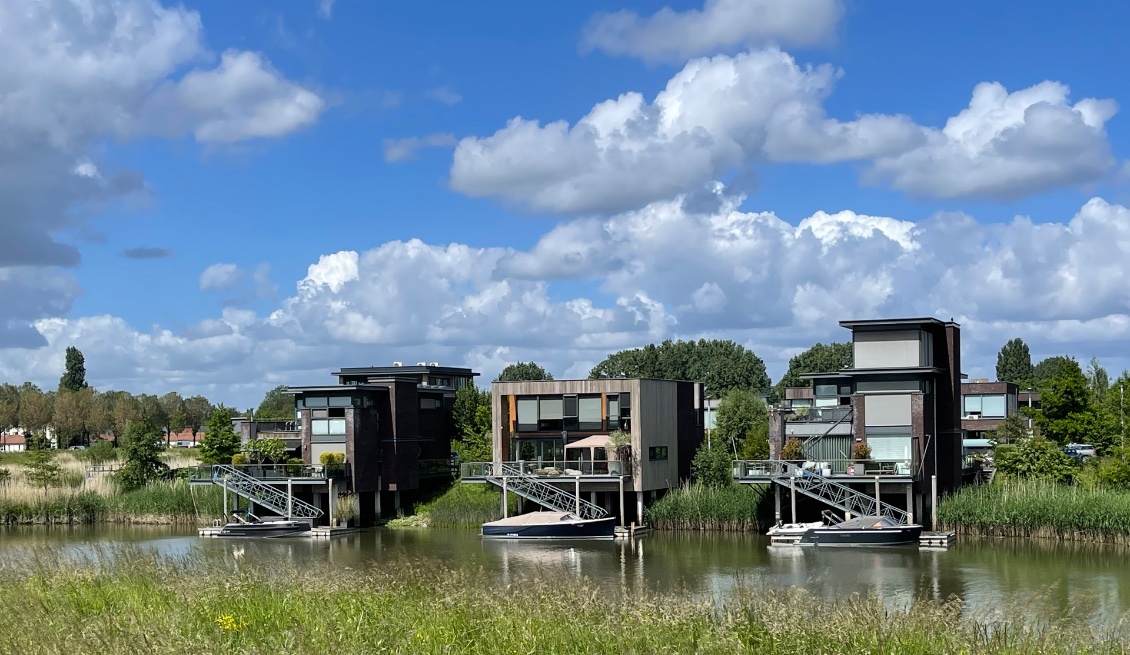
646,483,767,532
389,483,517,529
938,479,1130,543
0,451,223,525
0,550,1126,654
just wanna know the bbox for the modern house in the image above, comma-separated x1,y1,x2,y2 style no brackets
738,317,968,528
191,362,477,526
462,378,706,524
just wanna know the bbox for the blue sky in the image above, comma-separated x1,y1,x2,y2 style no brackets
2,0,1129,408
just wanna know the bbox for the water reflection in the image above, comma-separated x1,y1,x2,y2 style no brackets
2,526,1130,627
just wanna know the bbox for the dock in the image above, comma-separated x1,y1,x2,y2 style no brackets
614,523,649,539
197,526,360,538
919,531,956,548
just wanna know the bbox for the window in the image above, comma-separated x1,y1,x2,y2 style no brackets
311,418,346,436
964,394,1006,418
328,407,345,418
963,395,982,415
431,376,452,387
419,397,442,410
304,396,328,408
578,396,602,431
516,398,538,432
311,409,328,419
648,446,668,461
814,384,838,397
538,397,563,431
562,395,579,431
328,396,352,407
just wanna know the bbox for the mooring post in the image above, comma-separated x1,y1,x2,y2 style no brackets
774,483,781,523
575,476,581,515
501,477,508,518
931,474,938,531
222,477,228,517
286,479,293,519
906,483,914,525
789,476,797,523
618,476,625,528
874,476,881,514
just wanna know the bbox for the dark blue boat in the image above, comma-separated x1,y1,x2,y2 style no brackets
797,515,921,546
482,512,616,540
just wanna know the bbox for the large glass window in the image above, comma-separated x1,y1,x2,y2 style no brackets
311,418,346,435
814,384,838,397
304,397,328,408
981,395,1006,418
963,395,981,414
328,396,352,407
538,397,563,431
578,396,602,431
516,398,538,432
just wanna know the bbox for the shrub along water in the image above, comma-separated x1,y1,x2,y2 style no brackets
938,479,1130,543
391,483,518,528
0,550,1125,654
646,483,767,532
0,477,224,525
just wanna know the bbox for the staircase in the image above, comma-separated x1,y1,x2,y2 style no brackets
484,463,608,520
772,462,909,524
209,465,323,519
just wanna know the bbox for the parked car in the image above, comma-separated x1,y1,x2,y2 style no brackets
1066,443,1097,460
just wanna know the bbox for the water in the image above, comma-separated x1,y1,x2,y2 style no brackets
1,526,1128,625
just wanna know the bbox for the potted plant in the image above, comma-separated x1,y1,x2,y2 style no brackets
607,429,631,475
335,492,357,527
780,437,804,463
850,441,872,475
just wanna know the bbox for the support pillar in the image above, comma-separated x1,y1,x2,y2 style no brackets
906,483,914,525
774,483,781,523
222,477,228,517
328,480,335,526
790,477,797,523
501,477,508,518
575,477,581,515
590,491,597,508
931,475,938,531
286,479,293,519
618,477,625,528
874,476,881,515
393,490,401,514
376,491,382,518
636,491,644,524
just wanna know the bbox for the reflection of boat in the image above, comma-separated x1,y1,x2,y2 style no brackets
766,521,824,544
798,515,921,547
219,512,311,538
482,512,616,539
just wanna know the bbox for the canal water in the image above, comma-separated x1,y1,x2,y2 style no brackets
1,526,1127,625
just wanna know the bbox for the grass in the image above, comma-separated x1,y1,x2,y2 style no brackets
938,479,1130,542
0,450,223,525
0,549,1126,654
390,483,518,529
646,483,768,532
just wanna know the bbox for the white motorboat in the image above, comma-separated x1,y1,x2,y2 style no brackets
766,520,824,544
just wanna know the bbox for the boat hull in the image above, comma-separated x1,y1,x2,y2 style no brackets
482,516,616,540
798,524,922,546
218,521,311,538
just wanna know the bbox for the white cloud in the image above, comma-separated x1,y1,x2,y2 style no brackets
450,49,1118,215
426,86,463,105
869,81,1118,200
200,264,242,291
383,133,459,163
318,0,335,20
6,193,1130,407
582,0,843,63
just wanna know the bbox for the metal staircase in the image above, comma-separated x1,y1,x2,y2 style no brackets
484,463,608,520
209,465,323,519
773,462,909,524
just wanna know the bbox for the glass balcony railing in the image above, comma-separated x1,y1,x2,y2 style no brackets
461,459,631,478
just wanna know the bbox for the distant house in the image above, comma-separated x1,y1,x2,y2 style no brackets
164,427,200,448
0,432,26,452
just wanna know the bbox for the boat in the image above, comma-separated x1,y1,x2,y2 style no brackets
797,514,922,546
481,511,616,540
218,512,311,538
766,520,825,544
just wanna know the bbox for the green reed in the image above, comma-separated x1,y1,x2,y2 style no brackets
646,483,767,532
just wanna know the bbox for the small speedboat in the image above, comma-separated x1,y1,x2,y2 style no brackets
766,520,824,544
797,515,921,546
482,511,616,540
219,512,311,538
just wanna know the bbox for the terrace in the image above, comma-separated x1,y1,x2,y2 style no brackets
733,458,914,483
186,463,349,484
461,458,631,481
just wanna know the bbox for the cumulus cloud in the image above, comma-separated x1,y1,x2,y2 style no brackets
122,247,174,259
6,192,1130,406
383,133,459,163
426,86,463,105
200,263,277,306
318,0,335,20
450,50,1118,214
582,0,843,63
200,264,243,291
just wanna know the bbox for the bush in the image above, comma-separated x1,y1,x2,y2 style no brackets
286,457,304,476
780,437,804,461
994,438,1076,482
319,452,345,465
691,441,733,488
646,483,766,531
231,453,247,466
851,441,872,460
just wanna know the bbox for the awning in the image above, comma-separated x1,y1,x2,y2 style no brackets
564,434,611,450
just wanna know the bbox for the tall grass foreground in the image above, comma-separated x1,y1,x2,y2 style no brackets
0,548,1126,654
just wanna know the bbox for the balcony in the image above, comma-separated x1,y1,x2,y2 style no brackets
185,463,348,483
461,459,631,480
785,406,852,422
733,458,914,481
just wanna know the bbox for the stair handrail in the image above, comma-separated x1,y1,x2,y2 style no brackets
211,464,323,519
772,462,909,524
481,462,608,520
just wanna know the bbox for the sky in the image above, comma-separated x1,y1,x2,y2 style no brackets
2,0,1130,409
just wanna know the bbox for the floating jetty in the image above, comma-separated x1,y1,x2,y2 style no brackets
198,525,360,538
919,531,956,548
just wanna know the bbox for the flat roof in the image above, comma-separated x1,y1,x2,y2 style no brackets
333,365,479,377
801,367,943,379
491,377,702,384
838,317,959,330
284,385,390,395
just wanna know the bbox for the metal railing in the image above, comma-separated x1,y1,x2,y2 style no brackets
786,406,853,423
479,463,607,520
186,463,348,481
419,458,457,478
734,458,913,477
733,460,910,524
461,459,631,478
208,465,322,519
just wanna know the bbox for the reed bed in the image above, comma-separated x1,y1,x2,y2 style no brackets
0,476,223,525
938,479,1130,543
0,548,1126,655
646,483,767,532
398,483,518,528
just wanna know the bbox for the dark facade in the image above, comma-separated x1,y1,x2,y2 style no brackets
960,380,1039,439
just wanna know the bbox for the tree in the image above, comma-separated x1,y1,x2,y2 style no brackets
81,438,117,466
1033,356,1082,386
136,394,168,434
199,405,240,465
589,338,770,398
690,441,733,488
774,342,853,394
184,395,213,445
115,420,170,491
0,383,19,431
254,386,295,421
496,362,553,382
996,338,1034,385
25,449,62,497
993,438,1075,482
87,390,113,442
245,437,288,464
111,393,142,438
986,415,1030,445
18,386,54,444
451,385,492,462
160,392,188,434
1086,356,1110,407
53,387,94,448
59,346,88,393
713,388,769,459
1034,367,1115,451
780,437,804,461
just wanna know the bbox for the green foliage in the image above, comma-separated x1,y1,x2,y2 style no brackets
714,388,768,459
199,405,240,465
995,338,1034,386
691,441,733,488
406,482,517,528
495,362,553,381
137,394,168,433
1033,355,1082,386
286,458,304,476
774,342,853,394
1034,365,1116,451
0,383,18,430
24,431,51,451
994,438,1076,482
80,439,117,465
986,414,1030,445
184,395,213,439
451,385,491,462
319,452,345,465
645,483,766,531
607,428,631,462
1086,356,1110,406
335,492,357,523
851,441,872,460
1076,454,1130,491
58,346,88,393
115,421,170,492
231,453,247,466
24,449,62,497
246,437,288,464
18,386,54,439
780,437,804,461
159,392,188,432
254,386,295,421
589,338,770,398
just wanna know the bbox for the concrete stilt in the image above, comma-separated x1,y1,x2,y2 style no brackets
575,477,581,515
286,479,293,519
618,477,625,527
906,483,914,524
501,477,508,518
790,477,797,523
931,475,938,531
393,491,401,514
774,483,781,523
636,491,644,524
222,477,228,517
874,476,881,514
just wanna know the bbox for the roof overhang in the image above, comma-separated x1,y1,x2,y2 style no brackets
284,385,390,395
839,317,958,331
